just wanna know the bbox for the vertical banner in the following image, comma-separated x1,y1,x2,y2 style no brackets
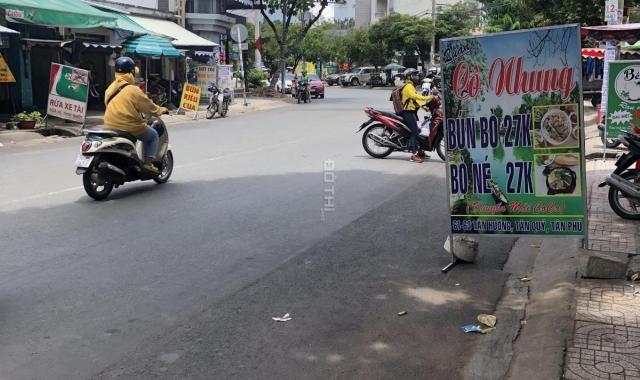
606,61,640,139
47,63,89,123
179,83,201,112
197,65,216,98
440,25,586,236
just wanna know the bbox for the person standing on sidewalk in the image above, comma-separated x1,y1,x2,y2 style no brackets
401,68,432,163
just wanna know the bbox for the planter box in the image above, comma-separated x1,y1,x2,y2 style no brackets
17,121,37,130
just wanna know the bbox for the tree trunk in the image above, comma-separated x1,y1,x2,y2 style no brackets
269,42,289,90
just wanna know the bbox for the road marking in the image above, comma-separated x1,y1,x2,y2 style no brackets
1,140,301,207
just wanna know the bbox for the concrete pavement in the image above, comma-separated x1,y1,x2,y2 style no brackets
0,87,517,380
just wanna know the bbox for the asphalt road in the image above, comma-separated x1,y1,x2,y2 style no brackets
0,87,514,380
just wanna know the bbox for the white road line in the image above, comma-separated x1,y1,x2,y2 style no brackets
1,140,301,207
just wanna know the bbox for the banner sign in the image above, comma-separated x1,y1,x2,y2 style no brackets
197,65,216,97
605,0,619,23
179,83,201,112
0,54,15,83
47,63,89,123
440,25,586,236
605,61,640,139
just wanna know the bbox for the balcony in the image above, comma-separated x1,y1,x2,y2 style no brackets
186,12,236,34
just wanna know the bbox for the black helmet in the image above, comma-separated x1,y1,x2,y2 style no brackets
403,68,424,84
115,56,135,74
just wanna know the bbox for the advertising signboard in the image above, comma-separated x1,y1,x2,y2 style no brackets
180,83,201,112
47,63,89,123
605,61,640,140
197,65,216,98
0,54,15,83
440,25,586,236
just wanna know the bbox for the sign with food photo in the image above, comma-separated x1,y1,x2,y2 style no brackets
606,61,640,140
441,25,586,236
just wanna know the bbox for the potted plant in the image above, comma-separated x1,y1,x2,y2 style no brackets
11,111,44,130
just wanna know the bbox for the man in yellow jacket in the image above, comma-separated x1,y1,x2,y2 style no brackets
401,68,432,163
104,57,167,173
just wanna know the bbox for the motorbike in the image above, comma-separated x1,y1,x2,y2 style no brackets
357,96,446,161
74,116,174,200
598,124,622,148
205,82,232,119
297,81,310,104
599,131,640,219
368,72,384,87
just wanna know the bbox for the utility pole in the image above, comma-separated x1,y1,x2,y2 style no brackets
177,0,186,27
430,0,436,70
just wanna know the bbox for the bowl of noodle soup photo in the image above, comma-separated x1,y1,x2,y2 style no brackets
540,109,574,146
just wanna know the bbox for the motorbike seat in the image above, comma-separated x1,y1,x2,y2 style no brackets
377,110,405,122
86,129,137,143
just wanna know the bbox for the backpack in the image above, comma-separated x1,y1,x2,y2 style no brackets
390,85,407,115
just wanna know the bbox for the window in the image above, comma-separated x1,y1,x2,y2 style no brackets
195,0,215,13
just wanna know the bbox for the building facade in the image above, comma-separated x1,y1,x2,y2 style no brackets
355,0,470,27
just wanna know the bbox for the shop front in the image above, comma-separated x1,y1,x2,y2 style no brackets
0,24,20,116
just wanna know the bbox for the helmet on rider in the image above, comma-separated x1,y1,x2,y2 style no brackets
115,56,136,74
403,68,424,84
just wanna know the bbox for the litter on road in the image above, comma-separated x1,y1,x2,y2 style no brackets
477,314,497,328
397,311,408,316
519,276,532,282
272,313,292,322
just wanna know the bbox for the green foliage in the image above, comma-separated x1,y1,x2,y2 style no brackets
369,13,435,68
247,69,268,88
435,2,482,49
12,111,44,124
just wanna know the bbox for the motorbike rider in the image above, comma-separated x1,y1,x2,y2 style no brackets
104,57,167,174
401,68,433,163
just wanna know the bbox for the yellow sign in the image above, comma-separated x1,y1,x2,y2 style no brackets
0,54,15,83
180,83,201,112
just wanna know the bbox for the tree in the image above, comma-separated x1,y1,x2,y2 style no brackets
368,13,435,69
258,0,342,89
435,2,482,48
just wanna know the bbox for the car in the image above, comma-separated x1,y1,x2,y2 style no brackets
309,74,325,98
274,73,295,94
325,73,341,86
340,66,385,87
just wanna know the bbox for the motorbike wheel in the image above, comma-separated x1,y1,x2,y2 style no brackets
83,168,114,200
206,102,218,119
154,151,174,184
608,171,640,220
220,102,229,117
362,124,394,159
600,131,622,148
435,134,447,161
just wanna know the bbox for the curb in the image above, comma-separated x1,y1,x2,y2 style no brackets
465,237,579,380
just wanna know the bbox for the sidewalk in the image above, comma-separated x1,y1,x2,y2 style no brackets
0,97,291,147
468,103,640,380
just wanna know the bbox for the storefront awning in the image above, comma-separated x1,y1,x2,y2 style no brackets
21,38,65,48
0,0,118,29
581,24,640,44
581,48,604,59
111,13,152,36
0,25,19,34
61,40,122,53
127,16,218,48
123,34,182,57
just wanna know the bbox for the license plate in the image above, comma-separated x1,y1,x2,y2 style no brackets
74,154,93,168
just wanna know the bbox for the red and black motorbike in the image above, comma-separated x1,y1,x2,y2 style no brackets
356,96,446,161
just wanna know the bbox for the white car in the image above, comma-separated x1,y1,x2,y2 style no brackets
274,73,295,94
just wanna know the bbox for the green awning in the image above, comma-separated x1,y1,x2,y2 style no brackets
112,12,152,36
0,0,117,29
123,34,182,57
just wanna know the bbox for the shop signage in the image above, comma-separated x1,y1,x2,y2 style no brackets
605,61,640,139
197,65,216,96
0,54,15,83
6,9,25,19
604,0,619,23
440,25,586,236
46,63,89,123
179,83,201,112
231,43,249,52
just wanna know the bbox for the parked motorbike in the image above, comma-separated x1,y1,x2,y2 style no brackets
598,124,622,148
205,82,231,119
357,96,446,161
368,72,384,87
297,81,310,104
599,131,640,219
74,116,174,200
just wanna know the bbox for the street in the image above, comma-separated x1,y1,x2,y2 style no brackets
0,88,514,380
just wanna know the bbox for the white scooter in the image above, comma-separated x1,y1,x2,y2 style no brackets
74,116,174,200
